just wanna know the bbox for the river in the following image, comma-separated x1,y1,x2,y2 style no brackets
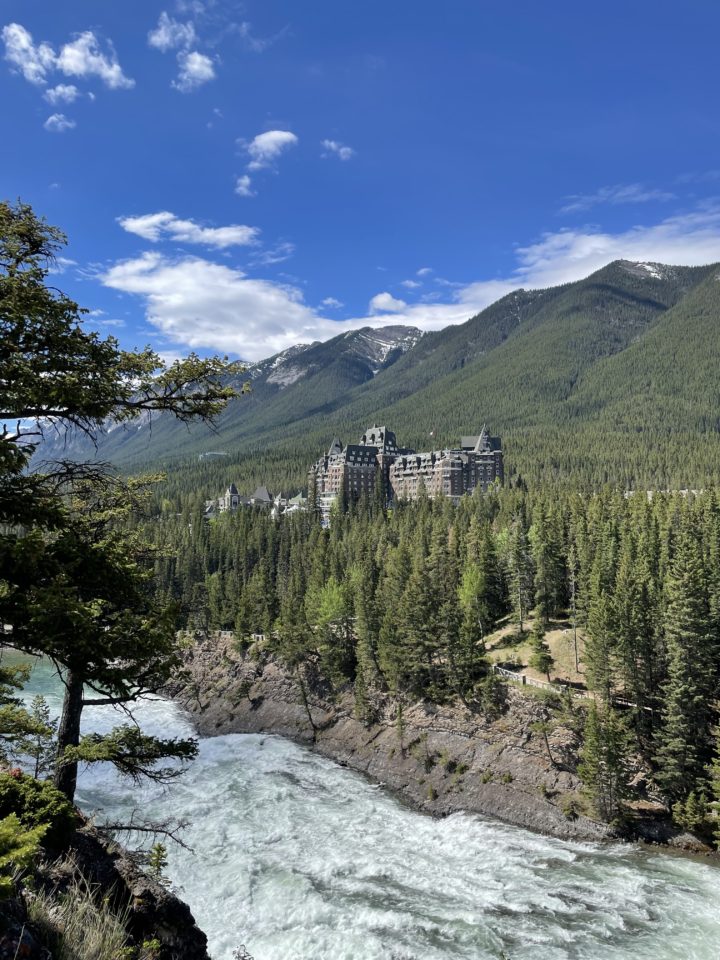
12,654,720,960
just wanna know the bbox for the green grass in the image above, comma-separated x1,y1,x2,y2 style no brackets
26,871,133,960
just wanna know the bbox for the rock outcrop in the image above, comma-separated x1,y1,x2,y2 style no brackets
0,822,210,960
169,632,612,843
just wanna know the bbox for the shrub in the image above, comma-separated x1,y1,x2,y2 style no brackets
26,874,131,960
560,793,583,820
0,813,46,896
0,772,78,850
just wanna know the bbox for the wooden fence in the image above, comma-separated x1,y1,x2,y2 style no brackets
491,663,583,698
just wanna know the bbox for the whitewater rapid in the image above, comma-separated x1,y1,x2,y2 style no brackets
15,655,720,960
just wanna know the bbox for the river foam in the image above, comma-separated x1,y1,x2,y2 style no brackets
14,654,720,960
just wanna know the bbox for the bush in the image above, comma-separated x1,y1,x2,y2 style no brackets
0,773,78,850
0,813,46,896
560,793,583,820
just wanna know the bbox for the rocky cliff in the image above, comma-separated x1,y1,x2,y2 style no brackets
169,632,615,844
0,820,210,960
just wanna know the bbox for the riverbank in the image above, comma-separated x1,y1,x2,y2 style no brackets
169,631,713,853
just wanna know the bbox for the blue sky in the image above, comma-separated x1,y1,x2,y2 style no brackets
3,0,720,362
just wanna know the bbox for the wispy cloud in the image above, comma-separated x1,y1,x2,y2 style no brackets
560,182,675,214
48,256,77,273
100,203,720,362
234,21,287,54
148,12,197,52
250,241,296,266
235,174,255,197
400,279,421,289
321,139,355,161
676,170,720,185
118,211,259,248
44,113,76,133
2,22,133,90
321,297,343,309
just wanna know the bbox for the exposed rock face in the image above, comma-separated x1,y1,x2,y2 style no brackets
0,821,210,960
62,824,211,960
169,632,611,843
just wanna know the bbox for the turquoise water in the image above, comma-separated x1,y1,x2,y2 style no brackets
11,653,720,960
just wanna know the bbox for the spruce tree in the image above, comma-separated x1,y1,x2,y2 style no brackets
654,532,719,804
578,702,630,822
506,516,534,633
528,620,553,681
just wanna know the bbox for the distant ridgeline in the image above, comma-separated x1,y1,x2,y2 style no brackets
309,423,503,524
34,259,720,498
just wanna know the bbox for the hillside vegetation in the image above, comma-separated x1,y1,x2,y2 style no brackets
39,259,720,499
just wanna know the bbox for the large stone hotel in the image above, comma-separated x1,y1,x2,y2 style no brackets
309,424,503,523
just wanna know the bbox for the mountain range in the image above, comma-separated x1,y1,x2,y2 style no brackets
37,259,720,494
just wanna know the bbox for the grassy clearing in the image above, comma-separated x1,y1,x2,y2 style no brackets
485,615,588,687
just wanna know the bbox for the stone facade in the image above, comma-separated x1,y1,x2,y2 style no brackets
309,424,503,523
205,484,306,519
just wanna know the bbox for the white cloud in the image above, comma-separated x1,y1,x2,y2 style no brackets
401,279,421,289
416,266,433,276
44,83,79,104
321,139,355,161
369,292,407,314
173,50,215,91
245,130,298,171
56,32,133,89
321,297,343,309
2,23,133,90
96,318,126,328
2,23,55,84
235,21,281,54
102,253,323,361
235,174,255,197
44,113,76,133
560,182,675,214
48,256,77,274
118,212,259,248
148,12,196,52
250,242,295,266
99,203,720,362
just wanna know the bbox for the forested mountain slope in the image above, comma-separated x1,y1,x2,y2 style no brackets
36,259,720,495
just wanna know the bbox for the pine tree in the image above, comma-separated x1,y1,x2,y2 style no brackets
528,619,553,681
530,504,565,623
506,516,534,633
654,532,719,803
578,703,630,822
17,695,57,779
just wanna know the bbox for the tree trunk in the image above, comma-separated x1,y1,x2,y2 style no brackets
54,669,83,801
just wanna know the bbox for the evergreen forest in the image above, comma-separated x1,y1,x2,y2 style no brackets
150,483,720,836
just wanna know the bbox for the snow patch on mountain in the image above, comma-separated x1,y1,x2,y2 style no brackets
250,326,423,390
620,260,676,282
